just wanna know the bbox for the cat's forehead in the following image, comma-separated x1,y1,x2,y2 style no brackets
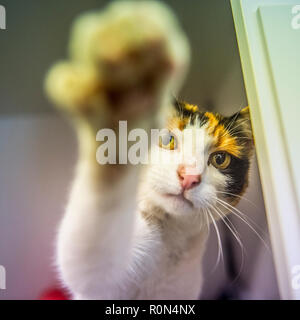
167,108,242,158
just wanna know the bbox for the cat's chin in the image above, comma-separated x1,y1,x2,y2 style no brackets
165,193,194,208
154,192,198,216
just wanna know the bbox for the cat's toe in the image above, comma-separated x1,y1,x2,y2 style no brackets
45,61,107,116
45,1,190,126
68,1,190,118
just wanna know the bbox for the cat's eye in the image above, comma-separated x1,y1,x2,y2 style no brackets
209,152,231,170
159,131,177,150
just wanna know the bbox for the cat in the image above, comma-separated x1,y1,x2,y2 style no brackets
45,1,253,299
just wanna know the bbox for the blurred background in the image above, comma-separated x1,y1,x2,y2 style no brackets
0,0,279,299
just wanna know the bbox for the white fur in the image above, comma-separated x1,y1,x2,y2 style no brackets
56,125,228,300
53,0,232,300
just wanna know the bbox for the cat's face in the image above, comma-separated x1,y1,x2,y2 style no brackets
144,101,254,217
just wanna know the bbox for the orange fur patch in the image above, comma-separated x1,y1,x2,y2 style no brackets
212,124,241,158
205,112,241,158
184,103,198,113
167,117,188,131
204,112,219,133
169,109,243,158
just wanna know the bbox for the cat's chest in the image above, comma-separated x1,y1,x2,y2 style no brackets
133,226,207,299
136,246,204,299
127,213,208,299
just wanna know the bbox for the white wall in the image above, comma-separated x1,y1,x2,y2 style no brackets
0,115,76,299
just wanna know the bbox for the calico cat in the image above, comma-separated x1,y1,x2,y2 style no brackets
45,1,253,299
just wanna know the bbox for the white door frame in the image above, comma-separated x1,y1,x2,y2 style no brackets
231,0,300,299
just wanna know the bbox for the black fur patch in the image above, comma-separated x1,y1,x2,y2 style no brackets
172,98,208,128
219,112,253,200
223,155,250,200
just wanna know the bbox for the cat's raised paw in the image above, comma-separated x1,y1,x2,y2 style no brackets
45,1,190,125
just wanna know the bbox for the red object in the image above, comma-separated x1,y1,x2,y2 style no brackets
39,287,70,300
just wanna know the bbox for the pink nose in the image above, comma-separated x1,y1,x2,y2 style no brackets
177,165,201,190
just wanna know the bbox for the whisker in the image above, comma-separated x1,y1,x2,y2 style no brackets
219,120,251,141
215,196,266,236
206,206,224,270
216,191,259,210
235,137,252,140
208,203,245,282
209,204,243,248
204,208,210,233
228,118,250,131
230,129,252,135
224,106,243,133
215,198,270,253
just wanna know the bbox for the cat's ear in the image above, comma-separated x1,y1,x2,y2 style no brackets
230,106,250,118
239,106,250,120
229,106,251,131
172,96,185,114
172,96,199,117
229,106,254,153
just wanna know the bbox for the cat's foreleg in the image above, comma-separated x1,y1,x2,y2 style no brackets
45,1,190,299
57,159,139,299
